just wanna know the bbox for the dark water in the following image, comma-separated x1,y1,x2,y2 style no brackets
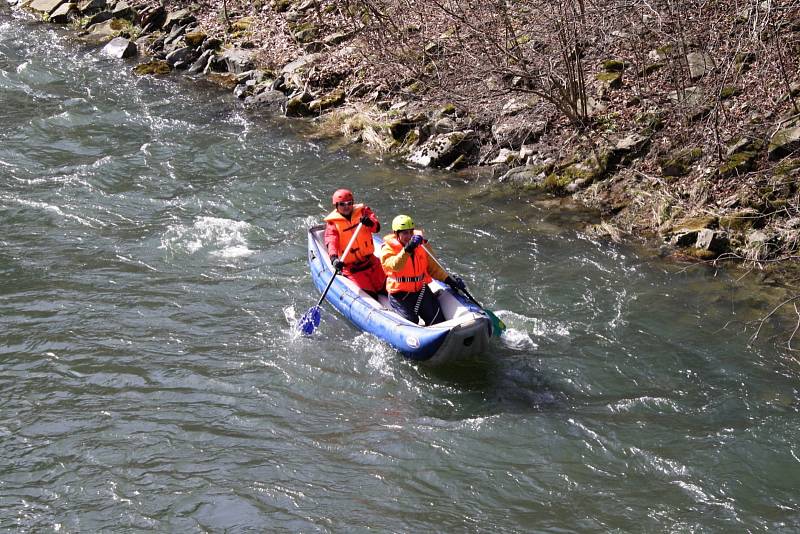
2,10,799,532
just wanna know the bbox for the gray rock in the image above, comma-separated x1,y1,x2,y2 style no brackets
686,52,715,79
163,23,188,47
49,2,76,22
187,48,213,74
111,0,131,19
201,37,223,51
408,131,474,168
220,48,255,74
165,46,198,69
614,133,649,153
433,117,456,133
695,229,728,253
82,18,123,43
499,164,548,184
27,0,64,14
136,4,165,28
768,126,800,160
77,0,104,13
84,9,110,25
163,8,194,31
492,115,546,148
102,36,136,58
244,90,288,112
281,53,321,75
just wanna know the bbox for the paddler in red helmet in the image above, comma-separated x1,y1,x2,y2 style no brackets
323,189,387,299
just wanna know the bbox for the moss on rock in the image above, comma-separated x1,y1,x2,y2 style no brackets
719,210,758,232
308,89,345,113
596,71,622,89
719,85,740,100
660,147,703,177
673,215,718,233
133,60,171,76
601,59,626,72
286,96,312,117
718,150,757,178
184,31,206,48
683,247,718,261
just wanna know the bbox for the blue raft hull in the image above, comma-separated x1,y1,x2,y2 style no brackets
307,225,492,365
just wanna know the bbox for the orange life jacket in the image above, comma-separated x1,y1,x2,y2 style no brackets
324,204,374,264
381,232,431,294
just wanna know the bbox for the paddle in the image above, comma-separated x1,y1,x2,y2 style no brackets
422,244,506,337
298,221,364,336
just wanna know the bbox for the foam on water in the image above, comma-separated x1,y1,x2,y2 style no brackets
160,216,254,257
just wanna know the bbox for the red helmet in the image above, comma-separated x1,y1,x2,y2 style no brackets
332,189,353,205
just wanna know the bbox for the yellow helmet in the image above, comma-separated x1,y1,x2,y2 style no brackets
392,214,415,231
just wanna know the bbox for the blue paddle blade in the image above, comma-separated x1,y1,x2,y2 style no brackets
298,305,322,335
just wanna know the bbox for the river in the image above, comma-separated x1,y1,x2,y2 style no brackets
2,8,799,532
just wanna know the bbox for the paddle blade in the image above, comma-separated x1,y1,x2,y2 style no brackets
486,309,506,337
297,305,322,335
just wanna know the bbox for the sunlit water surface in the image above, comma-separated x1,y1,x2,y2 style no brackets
1,8,799,532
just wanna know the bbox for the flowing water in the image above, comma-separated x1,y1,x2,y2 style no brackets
2,9,799,532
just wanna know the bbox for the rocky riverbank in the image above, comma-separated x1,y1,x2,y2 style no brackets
7,0,800,275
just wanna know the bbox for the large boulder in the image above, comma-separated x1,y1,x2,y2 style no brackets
102,36,136,58
407,131,475,168
668,216,718,246
768,126,800,160
165,46,199,69
220,48,256,74
138,5,166,32
83,10,111,26
694,228,729,255
81,18,129,43
162,8,194,32
244,90,288,112
27,0,63,14
659,147,703,177
76,0,103,13
110,0,132,20
187,49,214,74
49,2,76,22
686,52,715,79
491,114,546,148
498,163,551,185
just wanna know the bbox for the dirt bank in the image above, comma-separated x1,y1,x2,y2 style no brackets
10,0,800,276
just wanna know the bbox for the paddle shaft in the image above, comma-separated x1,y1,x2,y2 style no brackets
420,243,460,292
314,221,363,307
421,243,503,327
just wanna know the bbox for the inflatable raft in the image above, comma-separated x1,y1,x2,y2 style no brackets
307,225,492,366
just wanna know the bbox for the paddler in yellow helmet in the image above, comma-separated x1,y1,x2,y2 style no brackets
380,214,466,326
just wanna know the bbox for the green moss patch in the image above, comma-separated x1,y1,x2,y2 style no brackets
718,150,757,178
660,147,703,177
133,60,171,76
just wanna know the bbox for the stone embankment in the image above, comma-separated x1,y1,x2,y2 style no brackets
9,0,800,270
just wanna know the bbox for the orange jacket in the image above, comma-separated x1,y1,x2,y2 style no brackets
380,231,448,294
323,204,378,265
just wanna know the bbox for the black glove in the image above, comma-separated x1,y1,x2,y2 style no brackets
404,234,423,253
330,256,344,271
359,213,374,227
445,276,466,291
